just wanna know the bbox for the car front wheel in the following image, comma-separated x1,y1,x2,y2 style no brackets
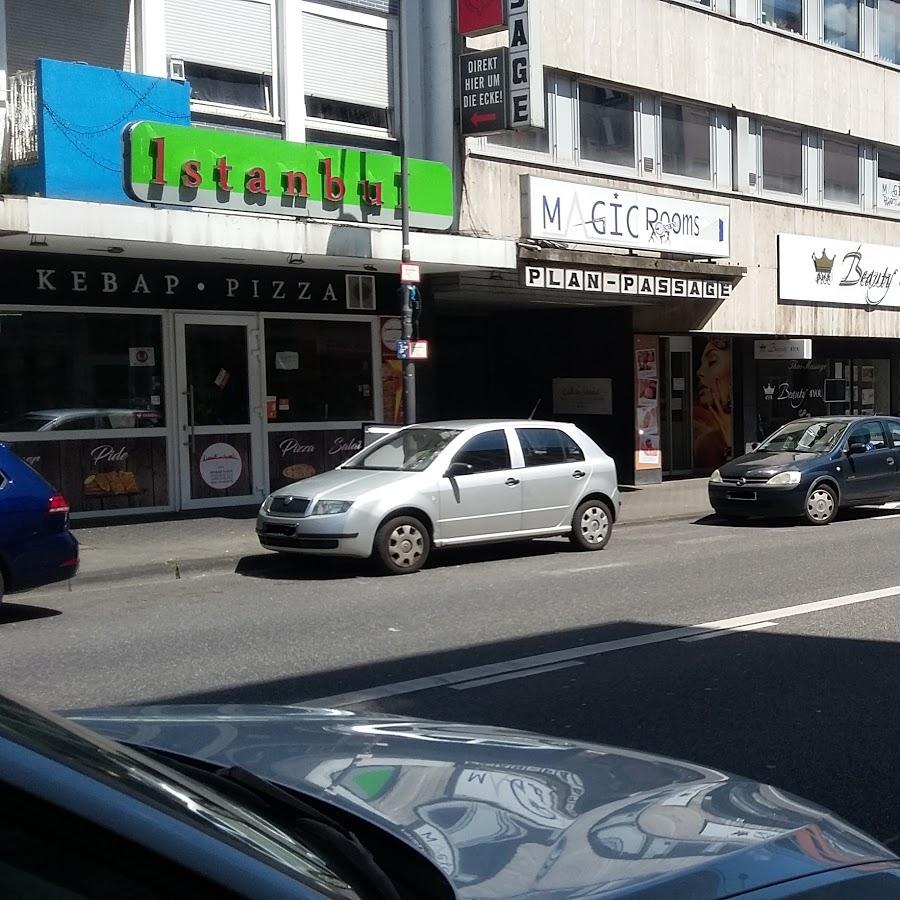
804,483,838,526
374,515,431,575
570,499,613,551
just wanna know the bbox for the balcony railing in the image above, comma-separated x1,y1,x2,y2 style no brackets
8,70,38,165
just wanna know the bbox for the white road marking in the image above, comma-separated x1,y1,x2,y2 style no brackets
679,621,777,642
542,561,632,575
296,584,900,708
449,660,583,690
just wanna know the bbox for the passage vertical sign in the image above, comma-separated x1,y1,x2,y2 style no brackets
459,48,509,135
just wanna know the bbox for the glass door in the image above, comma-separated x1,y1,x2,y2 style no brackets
662,337,693,475
175,315,263,508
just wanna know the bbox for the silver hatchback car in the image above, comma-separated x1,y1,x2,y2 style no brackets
257,420,620,574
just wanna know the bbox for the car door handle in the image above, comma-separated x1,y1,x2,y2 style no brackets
505,477,520,486
572,470,586,479
888,457,895,466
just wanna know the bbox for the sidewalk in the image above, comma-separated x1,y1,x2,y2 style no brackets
61,478,712,590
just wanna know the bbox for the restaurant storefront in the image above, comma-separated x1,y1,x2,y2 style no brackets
0,254,404,515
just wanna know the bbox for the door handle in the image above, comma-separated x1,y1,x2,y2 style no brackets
505,477,520,486
572,470,586,479
888,457,895,466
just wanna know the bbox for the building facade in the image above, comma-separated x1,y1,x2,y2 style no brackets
443,0,900,482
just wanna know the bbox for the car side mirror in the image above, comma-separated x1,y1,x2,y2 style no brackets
445,462,473,479
847,439,867,455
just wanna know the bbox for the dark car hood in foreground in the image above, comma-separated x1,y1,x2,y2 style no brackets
70,706,894,899
720,451,822,479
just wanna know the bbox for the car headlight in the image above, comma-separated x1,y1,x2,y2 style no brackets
311,500,353,516
767,470,801,486
709,469,723,483
261,495,273,512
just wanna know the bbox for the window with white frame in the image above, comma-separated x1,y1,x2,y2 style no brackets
578,84,635,168
761,123,803,195
760,0,803,33
879,0,900,63
823,0,859,51
661,101,712,181
166,0,277,123
822,138,859,204
303,4,396,139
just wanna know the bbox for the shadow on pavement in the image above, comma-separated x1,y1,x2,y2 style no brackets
691,507,900,528
235,537,575,582
0,602,62,624
140,616,900,845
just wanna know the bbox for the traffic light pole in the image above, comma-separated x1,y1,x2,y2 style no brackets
397,1,416,425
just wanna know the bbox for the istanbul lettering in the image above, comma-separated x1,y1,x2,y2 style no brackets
150,136,385,208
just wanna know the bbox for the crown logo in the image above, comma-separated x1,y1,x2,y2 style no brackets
763,383,775,400
812,250,835,273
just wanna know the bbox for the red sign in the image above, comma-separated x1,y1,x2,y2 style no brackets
457,0,505,35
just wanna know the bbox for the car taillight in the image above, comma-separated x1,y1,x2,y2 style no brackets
48,493,70,514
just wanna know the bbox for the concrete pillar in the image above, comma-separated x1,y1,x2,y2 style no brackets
278,0,305,141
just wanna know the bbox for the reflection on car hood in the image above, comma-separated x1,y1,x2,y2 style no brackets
720,451,821,477
69,706,894,899
271,467,415,500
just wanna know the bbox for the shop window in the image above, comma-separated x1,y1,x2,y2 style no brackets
761,124,803,195
661,102,712,181
823,138,859,204
453,430,511,473
877,149,900,210
184,62,272,114
823,0,859,51
264,319,373,423
879,0,900,63
761,0,803,32
578,84,635,168
0,312,165,434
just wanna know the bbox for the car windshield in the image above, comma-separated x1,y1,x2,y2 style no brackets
343,428,462,471
0,413,55,431
0,694,355,896
757,420,847,453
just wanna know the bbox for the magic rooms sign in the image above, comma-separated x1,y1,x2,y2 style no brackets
778,233,900,309
126,122,454,230
527,176,731,258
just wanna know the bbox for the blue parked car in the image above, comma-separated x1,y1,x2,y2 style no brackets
0,444,78,602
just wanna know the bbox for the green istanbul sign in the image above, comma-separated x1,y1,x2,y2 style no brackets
126,121,454,231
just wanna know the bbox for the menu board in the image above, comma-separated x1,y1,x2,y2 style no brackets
10,437,169,512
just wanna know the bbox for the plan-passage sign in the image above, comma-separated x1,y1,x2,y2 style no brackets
459,49,509,135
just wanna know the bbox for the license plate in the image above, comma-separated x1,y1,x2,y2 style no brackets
727,490,757,501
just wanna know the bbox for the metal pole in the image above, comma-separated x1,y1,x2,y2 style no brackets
397,0,416,425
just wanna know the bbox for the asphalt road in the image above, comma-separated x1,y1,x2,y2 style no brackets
4,508,900,847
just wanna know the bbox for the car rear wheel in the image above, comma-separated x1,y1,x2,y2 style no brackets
374,515,430,575
804,484,838,525
570,499,613,551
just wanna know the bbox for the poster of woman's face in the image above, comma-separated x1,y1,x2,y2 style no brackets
693,336,733,470
637,349,657,375
638,378,658,406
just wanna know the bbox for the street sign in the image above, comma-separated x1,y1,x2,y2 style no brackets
396,340,410,360
409,340,429,360
400,262,421,283
457,0,506,35
459,48,509,136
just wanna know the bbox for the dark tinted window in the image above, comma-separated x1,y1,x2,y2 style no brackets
848,421,887,450
56,415,100,431
453,430,511,473
518,428,573,467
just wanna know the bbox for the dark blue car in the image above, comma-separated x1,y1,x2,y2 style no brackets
0,444,78,602
709,416,900,525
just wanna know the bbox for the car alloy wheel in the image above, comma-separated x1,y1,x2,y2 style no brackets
570,499,613,551
374,515,431,575
805,486,837,525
